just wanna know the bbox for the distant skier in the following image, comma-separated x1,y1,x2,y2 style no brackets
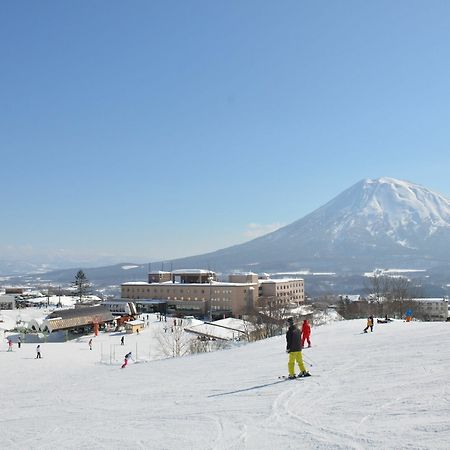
363,316,374,333
286,317,310,379
88,338,93,350
7,339,13,352
36,344,42,359
17,336,22,349
121,351,132,369
120,336,125,346
301,319,312,348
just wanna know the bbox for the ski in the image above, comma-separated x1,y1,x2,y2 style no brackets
278,374,312,380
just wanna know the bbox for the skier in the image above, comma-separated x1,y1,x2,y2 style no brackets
88,338,93,350
286,317,310,379
363,316,374,333
120,336,124,346
7,339,13,352
121,351,132,369
301,319,312,348
36,344,42,359
18,336,22,349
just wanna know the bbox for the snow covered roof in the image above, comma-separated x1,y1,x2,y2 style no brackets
126,320,145,325
172,269,214,275
411,298,448,303
184,322,247,341
259,278,303,284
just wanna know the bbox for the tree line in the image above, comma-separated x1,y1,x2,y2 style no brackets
337,274,425,320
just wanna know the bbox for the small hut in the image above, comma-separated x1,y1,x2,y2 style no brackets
125,319,145,334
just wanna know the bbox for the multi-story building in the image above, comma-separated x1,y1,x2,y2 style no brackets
258,276,305,306
121,270,304,318
412,298,448,321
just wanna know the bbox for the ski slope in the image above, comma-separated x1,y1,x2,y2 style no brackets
1,316,449,449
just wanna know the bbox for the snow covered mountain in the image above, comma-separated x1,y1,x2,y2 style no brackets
163,177,450,273
8,177,450,290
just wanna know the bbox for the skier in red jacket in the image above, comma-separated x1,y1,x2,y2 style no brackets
301,319,311,348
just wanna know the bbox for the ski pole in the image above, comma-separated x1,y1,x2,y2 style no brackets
303,357,315,367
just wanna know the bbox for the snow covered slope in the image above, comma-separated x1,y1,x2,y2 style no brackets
1,317,449,449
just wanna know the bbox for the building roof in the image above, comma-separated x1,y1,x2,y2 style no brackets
411,298,448,303
172,269,214,275
45,305,114,332
126,320,145,325
259,278,304,284
184,321,249,341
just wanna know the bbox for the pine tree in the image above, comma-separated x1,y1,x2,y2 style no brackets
72,270,91,303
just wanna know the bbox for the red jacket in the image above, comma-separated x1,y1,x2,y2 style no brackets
301,321,311,336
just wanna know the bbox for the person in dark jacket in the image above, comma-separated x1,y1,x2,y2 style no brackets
286,317,310,379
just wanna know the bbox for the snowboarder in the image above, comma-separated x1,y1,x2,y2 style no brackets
88,338,93,350
121,351,132,369
286,317,310,379
7,339,13,352
36,344,42,359
363,316,374,333
17,337,22,349
120,336,124,346
301,319,312,348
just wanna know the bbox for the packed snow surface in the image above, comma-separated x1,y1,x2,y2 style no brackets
1,314,450,449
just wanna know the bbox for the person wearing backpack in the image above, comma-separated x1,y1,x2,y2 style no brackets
286,318,310,379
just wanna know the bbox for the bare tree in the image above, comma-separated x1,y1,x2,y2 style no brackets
155,325,193,358
245,296,291,340
365,273,390,303
383,276,416,318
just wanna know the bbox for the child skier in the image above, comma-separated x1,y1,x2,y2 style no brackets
363,316,374,333
7,339,13,352
88,338,93,350
121,351,132,369
301,319,311,348
36,344,42,359
286,318,310,379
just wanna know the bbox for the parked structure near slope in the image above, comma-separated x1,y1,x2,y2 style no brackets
121,269,305,318
44,305,114,333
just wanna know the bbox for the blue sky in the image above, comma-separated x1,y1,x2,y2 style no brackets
2,1,450,267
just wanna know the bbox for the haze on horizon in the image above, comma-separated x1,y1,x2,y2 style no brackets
2,1,450,268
